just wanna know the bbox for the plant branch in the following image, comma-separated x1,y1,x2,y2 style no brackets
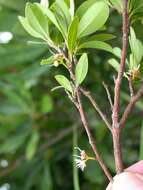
80,87,112,131
102,82,113,111
112,0,129,174
120,84,143,128
76,88,112,182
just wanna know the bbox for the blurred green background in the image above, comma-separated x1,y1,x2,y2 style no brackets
0,0,143,189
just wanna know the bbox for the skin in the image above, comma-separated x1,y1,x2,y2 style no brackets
106,161,143,190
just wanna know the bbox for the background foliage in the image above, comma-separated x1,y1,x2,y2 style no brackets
0,0,143,189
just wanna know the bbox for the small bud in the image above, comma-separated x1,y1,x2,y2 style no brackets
54,60,59,67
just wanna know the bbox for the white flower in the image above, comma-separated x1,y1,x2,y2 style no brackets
75,159,86,171
0,32,13,44
74,147,96,171
74,147,88,171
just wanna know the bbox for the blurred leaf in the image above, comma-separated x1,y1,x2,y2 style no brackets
40,95,54,114
26,130,40,161
0,0,26,11
40,163,53,190
0,131,29,154
84,161,105,184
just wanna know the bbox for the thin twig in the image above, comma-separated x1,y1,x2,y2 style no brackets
112,0,129,174
102,82,113,111
80,87,112,131
76,88,113,182
128,76,134,97
120,84,143,128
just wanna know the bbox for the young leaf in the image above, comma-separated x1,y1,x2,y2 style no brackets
53,0,71,26
18,16,43,39
36,3,62,33
40,56,54,66
68,16,79,52
75,53,88,86
55,75,73,93
78,1,109,38
69,0,75,18
78,41,113,53
25,3,49,39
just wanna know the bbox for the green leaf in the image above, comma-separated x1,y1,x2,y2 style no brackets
40,56,54,66
108,0,123,13
76,0,98,19
40,163,53,190
129,27,143,65
113,47,122,58
36,3,62,34
75,53,88,86
69,0,75,18
0,132,28,154
40,95,53,114
68,16,79,52
18,16,43,39
26,130,40,161
25,3,49,40
55,75,73,93
82,33,116,42
108,58,120,72
79,41,113,53
53,0,71,26
78,1,109,38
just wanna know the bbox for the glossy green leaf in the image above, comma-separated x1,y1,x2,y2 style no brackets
78,1,109,38
75,53,88,86
79,41,113,53
76,0,98,19
68,16,79,52
26,130,40,160
55,75,73,93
